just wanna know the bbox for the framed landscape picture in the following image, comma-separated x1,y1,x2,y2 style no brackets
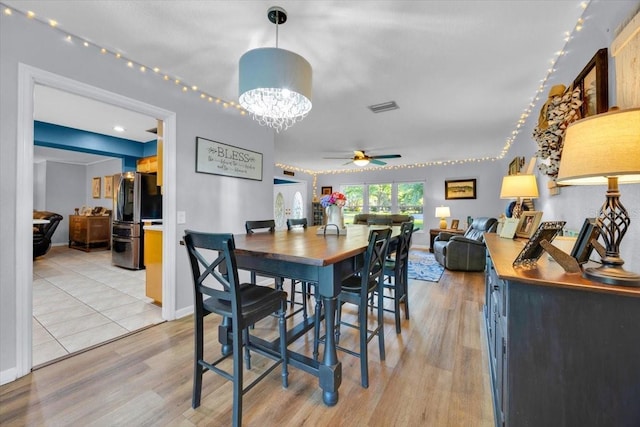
445,179,476,200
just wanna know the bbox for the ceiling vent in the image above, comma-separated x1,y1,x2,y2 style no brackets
368,101,399,113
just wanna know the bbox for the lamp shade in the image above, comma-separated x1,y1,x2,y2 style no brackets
499,174,539,199
557,108,640,186
239,47,312,131
435,206,451,218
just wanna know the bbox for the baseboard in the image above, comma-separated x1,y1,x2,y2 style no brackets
175,305,193,320
1,367,18,385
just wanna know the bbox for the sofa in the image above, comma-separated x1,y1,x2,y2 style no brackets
33,210,63,259
353,213,413,226
433,217,497,271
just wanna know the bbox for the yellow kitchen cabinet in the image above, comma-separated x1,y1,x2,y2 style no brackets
144,226,162,304
136,155,158,173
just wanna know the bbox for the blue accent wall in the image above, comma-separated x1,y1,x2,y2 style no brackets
34,121,157,171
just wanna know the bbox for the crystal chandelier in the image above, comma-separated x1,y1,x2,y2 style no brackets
239,6,312,133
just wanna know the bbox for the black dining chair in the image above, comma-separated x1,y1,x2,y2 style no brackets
184,230,288,427
246,219,306,319
315,227,391,388
286,218,310,318
378,221,414,333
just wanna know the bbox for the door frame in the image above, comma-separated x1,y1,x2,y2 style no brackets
15,63,177,378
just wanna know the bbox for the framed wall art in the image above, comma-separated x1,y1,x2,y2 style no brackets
513,221,566,267
92,177,101,199
508,156,525,175
321,186,333,195
445,179,476,200
195,136,263,181
103,175,113,199
572,48,608,118
515,211,543,239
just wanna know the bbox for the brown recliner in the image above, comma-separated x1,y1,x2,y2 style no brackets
33,211,63,259
433,217,497,271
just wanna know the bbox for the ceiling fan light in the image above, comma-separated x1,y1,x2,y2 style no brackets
353,158,370,167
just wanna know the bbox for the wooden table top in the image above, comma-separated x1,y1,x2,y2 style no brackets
233,225,399,267
484,233,640,297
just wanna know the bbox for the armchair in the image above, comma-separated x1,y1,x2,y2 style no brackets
433,217,497,271
33,211,63,259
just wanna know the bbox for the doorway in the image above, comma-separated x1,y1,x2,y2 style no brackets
15,64,177,378
274,180,307,230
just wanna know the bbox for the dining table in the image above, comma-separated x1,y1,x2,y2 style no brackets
232,224,400,406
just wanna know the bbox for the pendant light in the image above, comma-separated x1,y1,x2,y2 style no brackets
239,6,312,132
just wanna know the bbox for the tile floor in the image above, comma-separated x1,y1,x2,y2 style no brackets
32,245,164,367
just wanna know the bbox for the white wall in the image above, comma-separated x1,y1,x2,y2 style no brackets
1,11,274,379
43,161,86,245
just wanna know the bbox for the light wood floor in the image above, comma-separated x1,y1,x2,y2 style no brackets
0,268,494,426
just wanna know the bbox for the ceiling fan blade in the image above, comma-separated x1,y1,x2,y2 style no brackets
343,160,355,165
370,154,401,159
370,159,387,165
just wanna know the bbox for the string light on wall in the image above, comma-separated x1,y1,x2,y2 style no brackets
0,4,247,118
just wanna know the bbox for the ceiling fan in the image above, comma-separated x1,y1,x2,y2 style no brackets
325,150,402,166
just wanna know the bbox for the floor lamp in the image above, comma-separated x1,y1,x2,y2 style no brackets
557,108,640,287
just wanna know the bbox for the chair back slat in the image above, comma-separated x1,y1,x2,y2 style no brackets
184,231,242,315
286,218,308,230
360,228,392,294
245,220,276,234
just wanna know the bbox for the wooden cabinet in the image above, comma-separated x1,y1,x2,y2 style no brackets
69,215,111,251
144,227,162,304
484,234,640,427
136,155,158,173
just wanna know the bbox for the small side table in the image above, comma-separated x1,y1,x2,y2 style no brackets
429,228,465,253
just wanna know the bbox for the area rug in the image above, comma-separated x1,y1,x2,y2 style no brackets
407,250,445,282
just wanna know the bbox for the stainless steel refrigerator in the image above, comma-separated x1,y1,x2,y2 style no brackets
112,172,162,269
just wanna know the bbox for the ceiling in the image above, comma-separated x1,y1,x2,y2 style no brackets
9,1,595,172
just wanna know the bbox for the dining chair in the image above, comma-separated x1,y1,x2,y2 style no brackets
184,230,288,427
315,227,391,388
379,221,414,333
286,218,310,318
245,219,306,320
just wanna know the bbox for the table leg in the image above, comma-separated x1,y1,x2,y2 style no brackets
319,295,341,406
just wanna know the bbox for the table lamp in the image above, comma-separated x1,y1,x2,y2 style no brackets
557,107,640,286
435,206,451,229
499,174,539,218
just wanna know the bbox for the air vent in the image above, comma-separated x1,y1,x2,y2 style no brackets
368,101,399,113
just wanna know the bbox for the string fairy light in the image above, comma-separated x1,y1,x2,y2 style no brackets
0,3,247,118
2,1,591,175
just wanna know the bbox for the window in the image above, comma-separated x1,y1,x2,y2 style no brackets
339,182,424,228
368,183,391,213
342,184,363,224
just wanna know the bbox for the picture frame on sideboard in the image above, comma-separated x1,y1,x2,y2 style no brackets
513,221,566,266
515,211,543,239
570,218,600,264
